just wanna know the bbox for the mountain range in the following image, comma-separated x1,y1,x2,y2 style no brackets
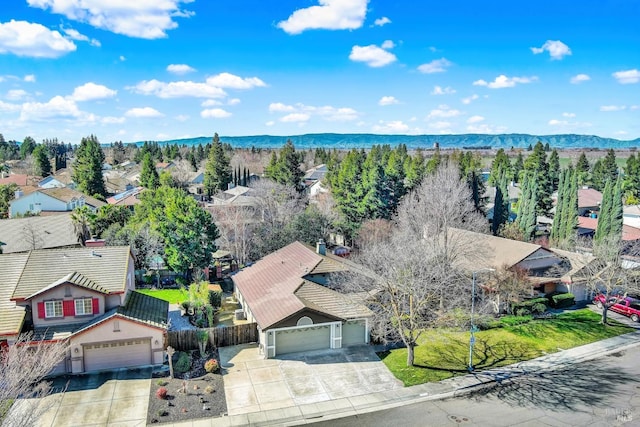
136,133,640,150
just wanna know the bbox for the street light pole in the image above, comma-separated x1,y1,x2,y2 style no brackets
468,268,494,373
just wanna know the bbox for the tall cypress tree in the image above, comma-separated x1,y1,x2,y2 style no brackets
550,169,568,242
595,179,613,242
73,135,106,197
610,178,623,239
517,173,538,241
565,168,579,245
576,152,590,186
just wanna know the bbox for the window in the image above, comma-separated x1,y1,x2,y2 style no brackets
75,298,93,316
296,316,313,326
44,300,63,318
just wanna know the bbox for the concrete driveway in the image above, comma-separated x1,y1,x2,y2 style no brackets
27,367,152,427
220,344,402,415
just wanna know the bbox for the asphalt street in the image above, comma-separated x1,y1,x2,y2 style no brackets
311,344,640,427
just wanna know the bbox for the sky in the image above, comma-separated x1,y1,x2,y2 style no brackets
0,0,639,144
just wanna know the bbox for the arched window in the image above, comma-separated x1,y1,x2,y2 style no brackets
296,316,313,327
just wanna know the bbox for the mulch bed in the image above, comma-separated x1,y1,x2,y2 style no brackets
147,350,227,424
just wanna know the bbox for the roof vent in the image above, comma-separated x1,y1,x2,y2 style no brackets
91,250,102,257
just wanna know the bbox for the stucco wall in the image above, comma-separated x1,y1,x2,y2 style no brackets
10,192,66,217
29,285,104,328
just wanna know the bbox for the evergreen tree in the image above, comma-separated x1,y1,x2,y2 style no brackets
139,153,160,189
516,173,538,241
264,140,304,189
602,149,618,182
610,178,623,239
548,149,560,192
488,148,511,185
512,153,524,183
492,177,509,236
523,142,552,216
565,168,579,245
575,152,590,186
73,135,106,197
595,179,613,242
623,154,640,204
404,149,426,190
550,169,567,243
32,144,52,177
203,133,232,195
20,136,36,159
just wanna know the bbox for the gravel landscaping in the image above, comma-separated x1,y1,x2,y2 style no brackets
147,350,226,424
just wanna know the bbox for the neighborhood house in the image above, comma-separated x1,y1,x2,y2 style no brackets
0,246,168,374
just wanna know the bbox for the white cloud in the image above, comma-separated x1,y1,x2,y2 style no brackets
431,85,456,95
175,114,189,122
0,20,76,58
20,96,85,122
130,79,227,99
467,123,507,134
201,108,232,119
277,0,368,34
201,99,222,107
6,89,28,101
125,107,164,118
428,121,452,133
27,0,193,39
119,55,126,61
562,112,576,118
600,105,626,112
372,120,410,134
613,69,640,84
378,96,399,106
269,102,297,113
531,40,571,60
467,115,484,124
228,98,241,106
24,74,36,82
427,104,462,119
0,100,21,112
417,58,452,74
205,72,266,89
349,44,397,67
570,74,590,84
101,116,125,124
381,40,395,49
70,82,116,101
167,64,196,75
281,113,310,123
631,105,640,111
473,75,538,89
270,102,360,122
548,118,592,129
461,94,479,105
373,17,391,27
265,120,275,126
61,27,100,47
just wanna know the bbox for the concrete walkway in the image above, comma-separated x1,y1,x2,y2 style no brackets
166,311,640,427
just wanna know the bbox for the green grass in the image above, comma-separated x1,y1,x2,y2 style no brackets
136,288,187,304
379,309,633,386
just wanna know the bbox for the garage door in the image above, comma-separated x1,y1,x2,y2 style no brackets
83,339,151,372
275,325,330,355
343,320,367,346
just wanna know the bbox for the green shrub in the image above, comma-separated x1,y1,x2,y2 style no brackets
174,351,191,374
500,314,533,326
532,303,547,314
512,297,548,316
550,292,575,308
208,290,222,308
476,315,501,330
156,379,167,386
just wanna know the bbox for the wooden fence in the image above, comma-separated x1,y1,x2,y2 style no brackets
166,323,258,351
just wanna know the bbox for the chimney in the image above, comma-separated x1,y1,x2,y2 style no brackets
86,239,106,248
14,189,23,200
316,239,326,256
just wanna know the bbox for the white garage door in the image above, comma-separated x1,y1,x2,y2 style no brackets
83,339,151,372
275,325,331,355
343,320,367,346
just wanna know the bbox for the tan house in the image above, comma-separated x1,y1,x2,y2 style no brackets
233,241,372,358
0,246,168,374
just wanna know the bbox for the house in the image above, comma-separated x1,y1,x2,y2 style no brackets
9,187,106,217
577,188,602,217
623,205,640,229
577,217,640,242
188,172,204,194
38,175,67,189
106,186,143,207
155,161,175,171
0,246,168,374
232,241,372,358
0,213,80,253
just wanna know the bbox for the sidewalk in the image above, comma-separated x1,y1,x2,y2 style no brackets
169,318,640,427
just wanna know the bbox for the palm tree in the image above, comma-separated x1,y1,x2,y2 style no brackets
71,206,95,245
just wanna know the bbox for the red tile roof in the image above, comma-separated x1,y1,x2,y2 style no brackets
578,216,640,241
0,174,29,186
578,188,602,208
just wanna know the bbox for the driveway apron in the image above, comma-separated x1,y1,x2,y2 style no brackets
220,344,402,415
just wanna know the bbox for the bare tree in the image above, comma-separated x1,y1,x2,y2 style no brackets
481,265,533,314
22,219,44,250
580,235,640,324
214,205,255,265
336,164,487,367
1,334,68,427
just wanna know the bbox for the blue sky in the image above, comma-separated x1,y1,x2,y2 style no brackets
0,0,638,144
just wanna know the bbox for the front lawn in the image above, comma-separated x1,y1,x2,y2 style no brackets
380,309,634,386
137,288,187,304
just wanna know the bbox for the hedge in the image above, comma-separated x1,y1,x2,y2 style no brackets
549,292,575,308
512,297,549,316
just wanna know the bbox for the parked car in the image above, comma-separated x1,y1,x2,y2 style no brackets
593,293,640,322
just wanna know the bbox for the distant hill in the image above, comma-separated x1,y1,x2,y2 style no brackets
133,133,640,150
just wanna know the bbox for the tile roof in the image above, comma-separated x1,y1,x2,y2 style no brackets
295,281,372,319
0,174,29,186
0,213,80,253
0,253,28,336
578,188,602,208
106,186,143,205
11,246,132,300
233,241,371,329
577,217,640,241
38,187,106,208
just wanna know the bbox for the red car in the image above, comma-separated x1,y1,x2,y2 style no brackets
593,293,640,323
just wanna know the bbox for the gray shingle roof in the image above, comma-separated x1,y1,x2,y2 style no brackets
26,271,109,299
11,246,132,300
295,281,372,319
0,253,28,335
0,213,81,253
